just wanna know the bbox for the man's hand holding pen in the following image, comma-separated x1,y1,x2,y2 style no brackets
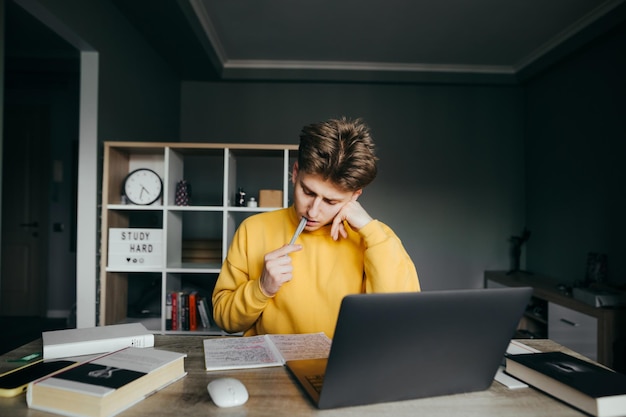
260,216,307,297
259,244,302,297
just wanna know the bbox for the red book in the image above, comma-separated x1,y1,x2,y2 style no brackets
171,292,178,331
189,292,198,331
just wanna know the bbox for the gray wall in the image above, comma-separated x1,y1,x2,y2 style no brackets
180,82,526,290
525,21,626,286
34,0,181,141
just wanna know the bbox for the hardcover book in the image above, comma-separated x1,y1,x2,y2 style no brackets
505,351,626,417
27,347,186,417
43,323,154,360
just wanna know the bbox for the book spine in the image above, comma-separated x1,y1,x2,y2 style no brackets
181,293,188,331
197,297,210,328
201,297,213,327
189,292,197,331
166,292,172,331
43,334,155,360
171,292,178,331
178,291,184,331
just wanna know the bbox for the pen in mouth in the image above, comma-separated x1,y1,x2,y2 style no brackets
289,216,308,245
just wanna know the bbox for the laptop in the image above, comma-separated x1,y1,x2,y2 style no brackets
286,287,532,409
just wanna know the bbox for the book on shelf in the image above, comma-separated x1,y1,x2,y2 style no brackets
170,292,178,330
181,239,222,264
180,292,188,331
27,347,187,417
505,351,626,417
166,290,210,331
165,292,172,330
188,292,198,331
196,296,211,329
42,323,154,360
203,332,331,371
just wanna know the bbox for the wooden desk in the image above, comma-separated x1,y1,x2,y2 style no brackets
0,336,593,416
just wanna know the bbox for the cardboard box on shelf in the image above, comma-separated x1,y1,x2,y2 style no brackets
259,190,283,207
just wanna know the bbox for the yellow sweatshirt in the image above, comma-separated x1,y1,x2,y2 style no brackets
212,206,420,338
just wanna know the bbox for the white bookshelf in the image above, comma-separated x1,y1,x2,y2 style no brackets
99,142,298,334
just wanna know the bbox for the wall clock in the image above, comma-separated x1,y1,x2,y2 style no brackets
123,168,163,205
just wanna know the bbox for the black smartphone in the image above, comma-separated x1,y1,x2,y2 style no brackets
0,359,76,397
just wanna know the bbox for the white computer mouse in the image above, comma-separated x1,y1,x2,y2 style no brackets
207,377,249,408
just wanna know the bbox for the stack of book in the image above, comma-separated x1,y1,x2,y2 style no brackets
30,323,187,417
505,351,626,417
166,291,212,331
181,239,221,265
27,347,186,417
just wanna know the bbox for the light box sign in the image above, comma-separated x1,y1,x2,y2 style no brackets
108,228,163,268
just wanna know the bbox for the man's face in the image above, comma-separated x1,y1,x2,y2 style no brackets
292,163,361,232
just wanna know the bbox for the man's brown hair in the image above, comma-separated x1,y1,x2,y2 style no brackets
298,117,378,191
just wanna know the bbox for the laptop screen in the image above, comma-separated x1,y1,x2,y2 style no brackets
287,287,532,409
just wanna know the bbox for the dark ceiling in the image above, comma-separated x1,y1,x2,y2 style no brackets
111,0,626,84
6,0,626,84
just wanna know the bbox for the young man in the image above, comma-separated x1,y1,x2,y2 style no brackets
212,117,420,338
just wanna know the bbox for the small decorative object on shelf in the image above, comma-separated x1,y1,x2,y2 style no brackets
508,227,531,275
247,197,258,207
236,187,246,207
175,180,191,206
259,189,283,207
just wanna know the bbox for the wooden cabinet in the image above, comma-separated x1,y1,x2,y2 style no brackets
485,270,626,370
99,142,298,334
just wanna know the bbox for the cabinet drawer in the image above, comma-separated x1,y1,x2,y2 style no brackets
548,302,597,360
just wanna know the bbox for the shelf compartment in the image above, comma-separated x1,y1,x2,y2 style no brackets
126,272,162,331
165,273,226,335
103,145,165,206
165,210,223,269
226,148,292,207
166,148,224,207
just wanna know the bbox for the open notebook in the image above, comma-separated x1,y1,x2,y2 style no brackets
286,287,532,409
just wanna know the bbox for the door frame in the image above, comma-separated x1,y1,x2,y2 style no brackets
1,0,99,327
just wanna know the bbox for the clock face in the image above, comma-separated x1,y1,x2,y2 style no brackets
123,168,163,205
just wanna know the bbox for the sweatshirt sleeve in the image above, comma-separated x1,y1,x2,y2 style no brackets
212,225,271,334
359,220,421,293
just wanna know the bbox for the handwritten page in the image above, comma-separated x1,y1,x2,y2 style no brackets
203,333,332,371
203,336,283,370
266,333,331,361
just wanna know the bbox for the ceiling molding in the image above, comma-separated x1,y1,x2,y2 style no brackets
513,0,626,73
188,0,227,66
223,60,514,75
221,60,517,84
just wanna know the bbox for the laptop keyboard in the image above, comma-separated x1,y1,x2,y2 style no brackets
305,374,325,393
